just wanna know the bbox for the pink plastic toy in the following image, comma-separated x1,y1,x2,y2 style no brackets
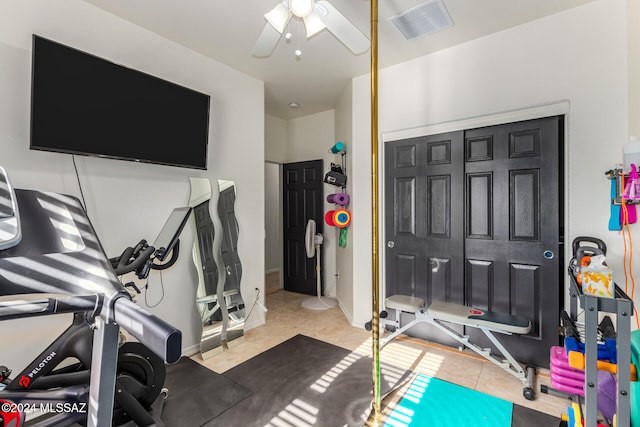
622,165,639,224
551,346,585,377
551,376,583,395
549,346,617,422
550,346,585,395
623,164,640,200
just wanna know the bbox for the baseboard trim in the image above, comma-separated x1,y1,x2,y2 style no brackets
182,343,201,358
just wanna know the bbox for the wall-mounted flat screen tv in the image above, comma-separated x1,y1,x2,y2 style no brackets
30,35,210,170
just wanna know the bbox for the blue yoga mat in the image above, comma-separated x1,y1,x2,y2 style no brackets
384,374,513,427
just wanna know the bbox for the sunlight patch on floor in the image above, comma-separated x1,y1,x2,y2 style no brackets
353,337,373,355
311,352,363,393
263,340,437,427
352,336,445,378
380,341,445,377
265,350,368,426
265,398,319,427
383,375,430,427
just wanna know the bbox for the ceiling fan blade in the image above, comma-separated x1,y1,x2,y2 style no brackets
252,22,284,57
315,1,369,55
303,10,326,38
264,1,291,33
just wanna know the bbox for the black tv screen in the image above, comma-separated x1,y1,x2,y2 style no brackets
30,35,210,170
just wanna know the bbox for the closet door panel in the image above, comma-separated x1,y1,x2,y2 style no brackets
464,116,562,368
385,132,464,346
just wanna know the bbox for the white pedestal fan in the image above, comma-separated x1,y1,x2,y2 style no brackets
301,219,337,310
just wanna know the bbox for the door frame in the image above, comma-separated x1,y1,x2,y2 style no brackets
380,100,571,310
264,161,284,289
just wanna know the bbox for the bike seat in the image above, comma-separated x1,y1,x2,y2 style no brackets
0,167,21,250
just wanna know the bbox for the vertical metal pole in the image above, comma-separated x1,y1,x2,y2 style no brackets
616,299,632,426
366,0,381,425
87,317,119,427
583,296,598,427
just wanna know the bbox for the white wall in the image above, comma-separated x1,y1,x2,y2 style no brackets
629,0,640,138
334,82,355,321
0,0,265,369
287,110,340,297
264,162,281,273
264,114,286,285
348,0,630,326
265,114,288,163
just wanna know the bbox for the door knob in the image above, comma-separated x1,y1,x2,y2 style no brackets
387,241,395,248
543,250,554,260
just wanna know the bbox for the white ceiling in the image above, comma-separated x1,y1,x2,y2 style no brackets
80,0,593,120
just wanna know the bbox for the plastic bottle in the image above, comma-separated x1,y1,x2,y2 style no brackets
624,136,640,172
329,141,345,154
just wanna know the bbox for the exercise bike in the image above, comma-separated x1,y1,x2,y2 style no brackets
0,167,184,427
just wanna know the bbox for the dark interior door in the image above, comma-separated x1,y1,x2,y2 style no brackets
283,159,324,295
464,116,562,368
384,116,563,368
385,132,465,346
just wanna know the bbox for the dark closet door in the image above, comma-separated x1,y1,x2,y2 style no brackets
384,131,465,346
384,116,562,368
283,159,324,295
464,116,562,368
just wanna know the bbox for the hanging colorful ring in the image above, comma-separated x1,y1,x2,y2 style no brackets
333,209,352,228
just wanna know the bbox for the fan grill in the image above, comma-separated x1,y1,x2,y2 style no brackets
390,0,453,41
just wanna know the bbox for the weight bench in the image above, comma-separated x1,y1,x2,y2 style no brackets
375,294,536,400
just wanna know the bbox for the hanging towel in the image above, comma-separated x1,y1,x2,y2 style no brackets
622,201,638,225
609,178,622,231
622,171,638,224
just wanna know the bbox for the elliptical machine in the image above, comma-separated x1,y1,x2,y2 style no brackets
0,167,186,427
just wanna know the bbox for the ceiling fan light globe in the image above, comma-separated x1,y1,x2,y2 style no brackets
290,0,314,17
265,2,290,33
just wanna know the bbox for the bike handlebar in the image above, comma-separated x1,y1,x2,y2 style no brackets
0,294,103,321
113,296,181,364
0,293,182,364
111,239,180,278
111,240,156,277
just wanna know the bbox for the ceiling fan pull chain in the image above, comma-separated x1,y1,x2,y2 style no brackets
295,16,302,57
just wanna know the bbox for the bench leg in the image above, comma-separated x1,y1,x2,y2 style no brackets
372,306,536,400
426,319,536,400
480,328,536,400
379,309,432,348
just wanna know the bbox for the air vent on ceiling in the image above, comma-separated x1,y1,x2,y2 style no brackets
389,0,454,41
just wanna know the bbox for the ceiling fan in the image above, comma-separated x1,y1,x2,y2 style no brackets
252,0,369,58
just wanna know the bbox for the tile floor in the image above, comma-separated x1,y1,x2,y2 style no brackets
192,272,570,422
